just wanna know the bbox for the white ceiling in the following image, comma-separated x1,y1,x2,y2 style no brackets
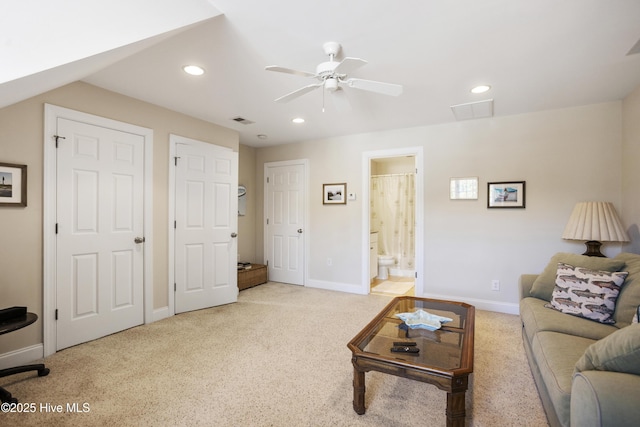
4,0,640,148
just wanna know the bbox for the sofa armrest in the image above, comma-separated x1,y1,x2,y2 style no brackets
519,274,538,301
571,371,640,427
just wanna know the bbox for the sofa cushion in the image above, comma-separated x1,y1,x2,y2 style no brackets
520,297,618,342
545,263,628,324
571,371,640,427
613,253,640,328
574,324,640,375
530,253,625,302
531,331,596,427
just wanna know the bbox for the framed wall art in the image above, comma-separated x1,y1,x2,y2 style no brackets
323,183,346,204
487,181,525,209
450,177,478,200
0,162,27,207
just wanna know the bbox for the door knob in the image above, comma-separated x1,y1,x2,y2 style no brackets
297,229,303,233
231,232,238,238
134,237,145,244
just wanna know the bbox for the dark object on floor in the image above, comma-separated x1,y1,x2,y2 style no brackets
0,310,50,403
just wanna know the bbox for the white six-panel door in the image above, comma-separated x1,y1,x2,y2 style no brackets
265,162,305,285
55,118,145,350
174,140,238,313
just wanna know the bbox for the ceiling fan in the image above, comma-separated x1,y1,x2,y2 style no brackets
265,42,403,110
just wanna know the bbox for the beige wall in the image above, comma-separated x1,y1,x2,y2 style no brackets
0,82,238,355
2,79,639,358
371,157,415,175
255,101,630,308
238,144,257,263
622,84,640,254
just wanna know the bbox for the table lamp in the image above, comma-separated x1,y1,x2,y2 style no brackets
562,202,629,257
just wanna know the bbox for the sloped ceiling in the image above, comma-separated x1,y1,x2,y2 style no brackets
3,0,640,147
0,0,221,107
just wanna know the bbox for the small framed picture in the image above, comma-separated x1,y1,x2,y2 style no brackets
0,162,27,207
323,183,346,204
450,177,478,200
488,181,525,209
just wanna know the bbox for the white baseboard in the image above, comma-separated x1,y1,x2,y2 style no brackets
0,344,44,370
151,306,170,323
304,280,519,314
305,279,368,295
420,292,520,315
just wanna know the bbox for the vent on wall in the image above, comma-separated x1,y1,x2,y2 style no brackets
231,116,255,125
450,99,494,121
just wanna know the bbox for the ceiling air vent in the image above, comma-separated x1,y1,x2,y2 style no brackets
450,99,494,121
231,116,255,125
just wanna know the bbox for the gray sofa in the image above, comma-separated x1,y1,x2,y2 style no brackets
519,252,640,427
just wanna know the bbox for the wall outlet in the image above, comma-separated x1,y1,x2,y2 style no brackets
491,280,500,291
327,258,332,266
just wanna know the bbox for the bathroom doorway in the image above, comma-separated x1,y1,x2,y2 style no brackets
362,147,424,297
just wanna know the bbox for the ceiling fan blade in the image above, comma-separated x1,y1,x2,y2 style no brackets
265,65,316,78
331,87,352,112
274,83,323,103
345,78,403,96
333,57,367,75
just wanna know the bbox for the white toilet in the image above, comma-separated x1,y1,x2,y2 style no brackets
377,255,395,280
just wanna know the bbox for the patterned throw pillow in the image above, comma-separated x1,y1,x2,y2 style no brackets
545,262,628,324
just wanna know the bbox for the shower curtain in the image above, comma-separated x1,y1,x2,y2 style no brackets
370,173,415,270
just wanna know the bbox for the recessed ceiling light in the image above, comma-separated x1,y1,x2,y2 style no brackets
292,117,305,124
183,65,205,76
471,85,491,94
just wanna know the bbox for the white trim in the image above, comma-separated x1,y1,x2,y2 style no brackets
422,292,520,315
152,306,171,322
305,279,368,295
263,159,310,286
362,147,424,296
0,344,44,370
43,104,154,357
168,136,177,317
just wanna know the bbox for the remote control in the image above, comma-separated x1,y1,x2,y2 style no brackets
393,341,417,347
390,346,420,354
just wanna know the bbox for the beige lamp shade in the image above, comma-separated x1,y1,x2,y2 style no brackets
562,202,629,256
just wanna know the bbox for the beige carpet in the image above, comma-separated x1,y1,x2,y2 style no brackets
2,283,547,426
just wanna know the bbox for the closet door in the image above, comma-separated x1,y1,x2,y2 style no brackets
174,139,238,313
265,161,306,285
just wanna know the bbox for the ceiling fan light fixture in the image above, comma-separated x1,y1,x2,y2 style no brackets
325,77,339,92
471,85,491,94
265,41,403,107
183,65,205,76
292,117,305,124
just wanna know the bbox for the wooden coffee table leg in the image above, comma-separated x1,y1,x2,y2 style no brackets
353,367,366,415
446,391,466,427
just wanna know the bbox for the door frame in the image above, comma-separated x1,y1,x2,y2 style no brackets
167,134,235,316
263,159,309,286
362,147,424,296
43,104,154,357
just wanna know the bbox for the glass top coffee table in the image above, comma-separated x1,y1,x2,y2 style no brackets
347,296,475,427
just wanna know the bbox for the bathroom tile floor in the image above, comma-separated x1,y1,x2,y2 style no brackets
370,276,415,297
